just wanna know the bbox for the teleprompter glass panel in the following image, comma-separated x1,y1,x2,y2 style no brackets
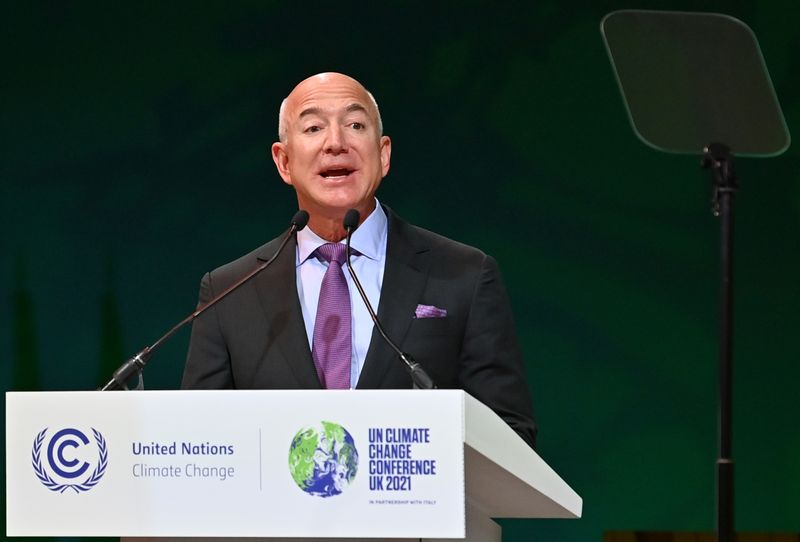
601,10,790,157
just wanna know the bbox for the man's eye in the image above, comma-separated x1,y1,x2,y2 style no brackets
304,125,321,133
350,122,364,130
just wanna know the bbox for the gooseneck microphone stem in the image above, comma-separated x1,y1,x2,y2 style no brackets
343,209,435,390
100,211,310,391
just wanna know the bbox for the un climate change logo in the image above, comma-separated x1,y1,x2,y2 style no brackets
288,421,358,497
32,427,108,493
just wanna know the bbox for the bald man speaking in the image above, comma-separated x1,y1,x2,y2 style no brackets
181,73,537,449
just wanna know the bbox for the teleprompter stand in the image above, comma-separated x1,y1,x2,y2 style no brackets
601,10,790,542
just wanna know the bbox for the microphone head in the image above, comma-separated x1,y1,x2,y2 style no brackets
343,209,360,232
292,210,310,231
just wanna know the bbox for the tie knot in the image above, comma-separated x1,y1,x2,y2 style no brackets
316,243,347,265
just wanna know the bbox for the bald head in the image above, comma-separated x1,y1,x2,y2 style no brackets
277,72,383,142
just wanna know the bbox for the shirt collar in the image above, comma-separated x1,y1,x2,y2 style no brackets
296,199,387,266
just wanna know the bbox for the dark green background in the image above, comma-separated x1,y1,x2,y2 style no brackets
3,1,799,540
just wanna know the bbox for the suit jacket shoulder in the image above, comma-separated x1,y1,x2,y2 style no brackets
201,236,288,294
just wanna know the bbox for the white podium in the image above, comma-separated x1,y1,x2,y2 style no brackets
6,390,581,541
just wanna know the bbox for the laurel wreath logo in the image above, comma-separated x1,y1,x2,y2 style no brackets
32,428,108,494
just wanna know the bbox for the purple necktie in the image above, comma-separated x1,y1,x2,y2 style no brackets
312,243,352,389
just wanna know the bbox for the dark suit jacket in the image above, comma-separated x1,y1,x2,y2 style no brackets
181,207,537,448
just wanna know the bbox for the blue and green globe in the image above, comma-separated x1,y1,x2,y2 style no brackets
288,421,359,497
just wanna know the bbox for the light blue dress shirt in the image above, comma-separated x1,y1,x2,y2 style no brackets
295,201,387,388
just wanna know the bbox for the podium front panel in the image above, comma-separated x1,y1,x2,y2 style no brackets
6,390,465,538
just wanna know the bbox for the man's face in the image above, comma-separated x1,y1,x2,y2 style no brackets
271,73,391,221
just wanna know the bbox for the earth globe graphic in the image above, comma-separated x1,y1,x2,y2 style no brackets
289,421,359,497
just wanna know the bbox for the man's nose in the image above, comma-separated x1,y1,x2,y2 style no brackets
324,125,348,154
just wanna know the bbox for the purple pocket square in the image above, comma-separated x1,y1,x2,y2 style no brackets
415,304,448,319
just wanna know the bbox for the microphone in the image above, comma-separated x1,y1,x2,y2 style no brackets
343,209,435,390
100,210,310,391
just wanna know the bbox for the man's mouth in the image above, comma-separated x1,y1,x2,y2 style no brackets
320,168,354,178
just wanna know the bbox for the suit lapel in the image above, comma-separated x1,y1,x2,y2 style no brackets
357,209,430,388
253,235,322,389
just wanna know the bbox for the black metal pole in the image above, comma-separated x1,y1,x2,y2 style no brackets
717,184,735,542
702,143,736,542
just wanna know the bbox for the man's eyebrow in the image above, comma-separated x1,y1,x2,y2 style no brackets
297,103,368,121
345,103,368,115
298,107,323,119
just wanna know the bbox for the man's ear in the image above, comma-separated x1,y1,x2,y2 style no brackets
379,136,392,177
271,142,293,185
